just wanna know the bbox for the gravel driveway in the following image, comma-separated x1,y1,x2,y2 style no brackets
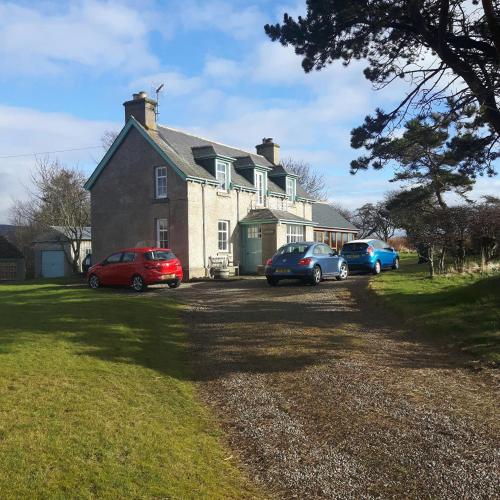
174,276,499,499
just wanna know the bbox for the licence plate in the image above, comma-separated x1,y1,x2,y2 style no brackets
161,273,176,279
276,268,290,273
346,255,359,259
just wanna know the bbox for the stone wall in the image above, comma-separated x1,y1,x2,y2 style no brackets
90,127,189,272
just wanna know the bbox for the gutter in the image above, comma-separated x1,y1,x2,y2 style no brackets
201,181,208,276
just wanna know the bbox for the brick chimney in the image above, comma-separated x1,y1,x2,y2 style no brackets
256,138,280,165
123,91,157,130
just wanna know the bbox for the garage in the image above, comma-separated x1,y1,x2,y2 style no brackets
41,250,65,278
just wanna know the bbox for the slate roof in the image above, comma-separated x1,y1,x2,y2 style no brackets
146,125,314,199
0,235,23,259
33,226,91,243
312,203,358,231
240,208,316,225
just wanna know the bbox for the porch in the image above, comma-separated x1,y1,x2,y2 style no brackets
238,208,316,274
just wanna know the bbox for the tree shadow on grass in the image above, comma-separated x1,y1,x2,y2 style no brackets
0,283,188,380
1,274,495,383
0,279,380,381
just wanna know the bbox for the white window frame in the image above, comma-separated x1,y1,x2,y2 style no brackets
255,170,265,206
155,166,167,199
216,160,229,191
286,177,296,201
156,218,169,248
286,224,304,243
218,220,230,252
248,226,262,239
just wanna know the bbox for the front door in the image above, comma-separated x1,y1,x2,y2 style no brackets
243,225,262,274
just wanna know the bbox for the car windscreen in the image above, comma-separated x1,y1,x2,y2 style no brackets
144,251,176,261
277,244,310,255
342,242,368,252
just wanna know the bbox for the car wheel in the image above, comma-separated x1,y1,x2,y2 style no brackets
392,258,400,270
336,263,349,281
310,265,322,286
168,280,181,289
131,274,146,292
88,274,100,289
373,260,382,275
266,277,279,286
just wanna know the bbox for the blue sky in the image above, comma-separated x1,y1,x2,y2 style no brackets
0,0,498,223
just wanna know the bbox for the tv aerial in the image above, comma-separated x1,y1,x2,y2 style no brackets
155,83,165,120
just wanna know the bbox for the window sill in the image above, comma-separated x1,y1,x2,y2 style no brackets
152,197,169,203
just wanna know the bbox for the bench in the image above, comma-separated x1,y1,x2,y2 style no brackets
208,255,239,277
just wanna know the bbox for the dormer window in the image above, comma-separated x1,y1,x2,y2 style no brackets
216,160,229,191
286,177,296,201
155,166,167,199
255,170,265,206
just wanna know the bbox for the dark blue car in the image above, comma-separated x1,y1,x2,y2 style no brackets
340,239,399,274
265,242,349,286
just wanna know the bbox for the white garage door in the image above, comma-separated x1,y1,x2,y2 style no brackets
41,250,65,278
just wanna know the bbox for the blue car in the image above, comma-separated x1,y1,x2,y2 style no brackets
340,239,399,274
265,242,349,286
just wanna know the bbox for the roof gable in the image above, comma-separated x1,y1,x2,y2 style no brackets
84,118,189,190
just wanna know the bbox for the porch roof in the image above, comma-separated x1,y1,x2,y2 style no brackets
239,208,317,226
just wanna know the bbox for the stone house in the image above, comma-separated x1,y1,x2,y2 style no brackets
85,92,356,278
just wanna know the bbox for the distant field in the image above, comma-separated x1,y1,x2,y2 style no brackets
370,253,500,363
0,281,258,498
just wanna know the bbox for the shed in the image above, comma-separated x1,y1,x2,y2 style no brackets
0,235,25,281
33,226,91,278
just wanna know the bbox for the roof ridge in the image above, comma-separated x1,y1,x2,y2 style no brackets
157,125,269,161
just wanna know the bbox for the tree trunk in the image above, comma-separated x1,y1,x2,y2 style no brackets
480,239,486,271
428,245,435,278
71,238,82,274
457,239,465,272
436,190,447,209
438,246,446,274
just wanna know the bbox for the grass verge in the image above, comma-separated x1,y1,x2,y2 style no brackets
0,281,259,499
369,253,500,364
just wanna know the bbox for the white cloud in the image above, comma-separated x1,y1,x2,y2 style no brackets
129,71,203,97
0,104,118,223
204,57,244,85
177,0,266,40
0,1,159,76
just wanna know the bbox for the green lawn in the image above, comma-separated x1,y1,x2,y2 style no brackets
370,254,500,363
0,281,258,499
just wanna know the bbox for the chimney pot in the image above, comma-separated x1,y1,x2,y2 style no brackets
133,91,148,100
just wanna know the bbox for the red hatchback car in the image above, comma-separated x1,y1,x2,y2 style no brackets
87,247,183,292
